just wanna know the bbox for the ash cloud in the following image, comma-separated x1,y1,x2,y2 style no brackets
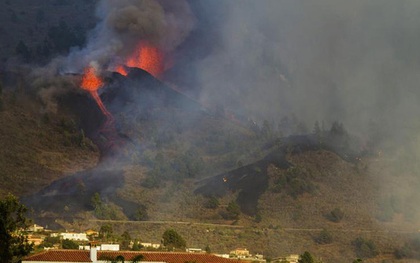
65,0,195,72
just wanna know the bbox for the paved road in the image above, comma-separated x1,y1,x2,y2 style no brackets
89,219,244,228
89,219,419,233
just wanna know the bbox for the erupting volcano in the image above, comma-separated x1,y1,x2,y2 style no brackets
116,42,164,78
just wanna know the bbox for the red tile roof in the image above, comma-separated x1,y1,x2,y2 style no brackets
24,250,91,262
103,251,243,263
24,250,245,263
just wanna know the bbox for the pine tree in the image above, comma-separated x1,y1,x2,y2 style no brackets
0,194,33,262
162,229,186,250
298,251,315,263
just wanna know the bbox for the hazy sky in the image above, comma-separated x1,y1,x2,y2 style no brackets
180,0,420,139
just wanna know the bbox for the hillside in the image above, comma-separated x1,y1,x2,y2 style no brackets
0,89,99,197
0,69,416,262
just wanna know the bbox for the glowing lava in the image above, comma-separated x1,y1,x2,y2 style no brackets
80,66,111,118
115,65,128,77
116,42,163,78
80,66,121,154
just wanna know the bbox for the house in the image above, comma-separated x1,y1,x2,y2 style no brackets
60,232,89,241
85,229,99,238
79,244,120,251
241,254,265,262
23,247,246,263
140,242,161,249
186,248,203,253
100,244,120,251
272,254,300,263
27,224,45,232
27,234,45,246
229,248,250,258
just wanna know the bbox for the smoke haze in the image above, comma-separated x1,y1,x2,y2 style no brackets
186,0,420,138
181,0,420,222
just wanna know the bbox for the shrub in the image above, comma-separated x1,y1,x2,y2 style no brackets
328,208,344,222
39,236,60,248
162,229,186,250
62,239,78,249
289,178,313,198
115,255,125,262
315,229,333,244
131,240,144,251
254,213,262,223
132,254,144,262
204,197,220,209
205,245,211,253
141,173,161,189
394,235,420,259
120,231,131,250
91,193,118,220
226,201,241,220
352,237,378,258
271,166,315,198
298,251,315,263
99,224,114,241
133,206,148,221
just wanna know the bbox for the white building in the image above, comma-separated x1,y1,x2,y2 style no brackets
186,248,203,253
272,254,300,263
140,242,161,249
60,232,89,241
27,224,45,232
229,248,250,258
79,244,120,251
100,244,120,251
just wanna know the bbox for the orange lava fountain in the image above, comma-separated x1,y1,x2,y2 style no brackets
81,66,112,118
81,66,121,154
116,42,163,78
